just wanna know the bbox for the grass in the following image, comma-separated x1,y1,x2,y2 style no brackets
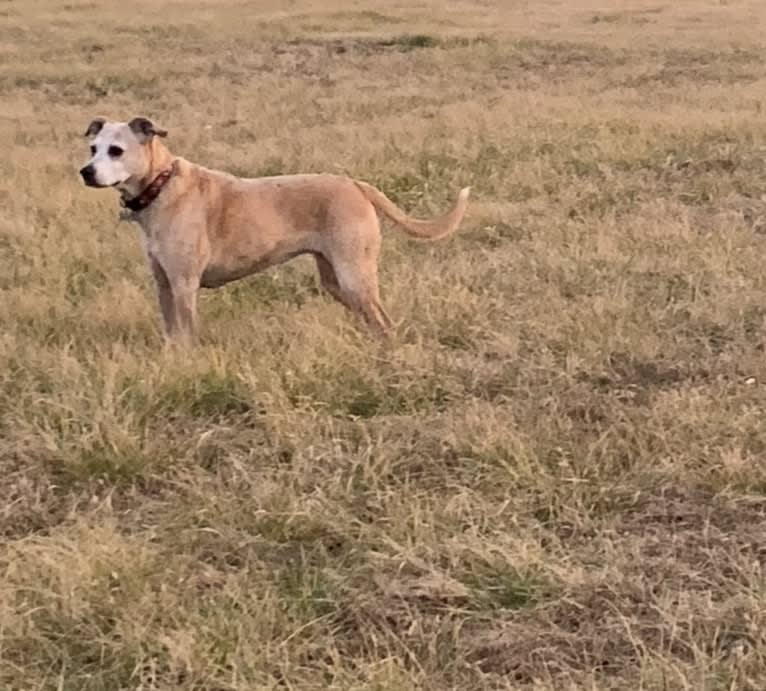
2,0,766,688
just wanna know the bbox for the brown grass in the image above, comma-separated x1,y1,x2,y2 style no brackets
2,0,766,689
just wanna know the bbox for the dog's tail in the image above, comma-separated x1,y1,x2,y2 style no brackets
355,181,470,240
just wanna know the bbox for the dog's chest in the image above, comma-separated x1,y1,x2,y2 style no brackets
136,217,192,264
136,225,163,260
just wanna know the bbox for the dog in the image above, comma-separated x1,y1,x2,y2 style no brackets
79,116,470,343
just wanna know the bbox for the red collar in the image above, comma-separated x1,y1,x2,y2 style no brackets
121,160,177,212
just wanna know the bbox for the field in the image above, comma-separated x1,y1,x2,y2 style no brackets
2,0,766,689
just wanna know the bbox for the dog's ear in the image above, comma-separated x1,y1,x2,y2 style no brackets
128,117,168,141
84,117,106,137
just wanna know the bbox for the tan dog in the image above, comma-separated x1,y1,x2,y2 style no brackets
79,117,470,343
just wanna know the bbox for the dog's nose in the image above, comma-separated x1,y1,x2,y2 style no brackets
80,165,95,183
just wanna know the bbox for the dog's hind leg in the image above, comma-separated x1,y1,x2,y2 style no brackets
332,258,393,337
315,253,391,335
314,254,348,307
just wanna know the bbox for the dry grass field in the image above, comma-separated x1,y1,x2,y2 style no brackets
2,0,766,688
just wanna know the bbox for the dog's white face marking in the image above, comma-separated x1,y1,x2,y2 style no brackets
81,121,149,188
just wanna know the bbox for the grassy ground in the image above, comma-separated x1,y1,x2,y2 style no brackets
2,0,766,689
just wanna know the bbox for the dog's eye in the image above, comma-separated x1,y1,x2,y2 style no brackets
108,146,124,157
90,145,96,155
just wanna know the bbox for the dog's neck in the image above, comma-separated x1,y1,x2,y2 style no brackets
117,138,176,205
120,161,178,213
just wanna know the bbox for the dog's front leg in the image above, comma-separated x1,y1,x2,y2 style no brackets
170,276,200,346
150,256,177,340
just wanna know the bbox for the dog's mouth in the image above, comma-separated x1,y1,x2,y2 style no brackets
82,179,122,189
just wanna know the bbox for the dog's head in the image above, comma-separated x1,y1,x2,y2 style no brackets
79,117,168,188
